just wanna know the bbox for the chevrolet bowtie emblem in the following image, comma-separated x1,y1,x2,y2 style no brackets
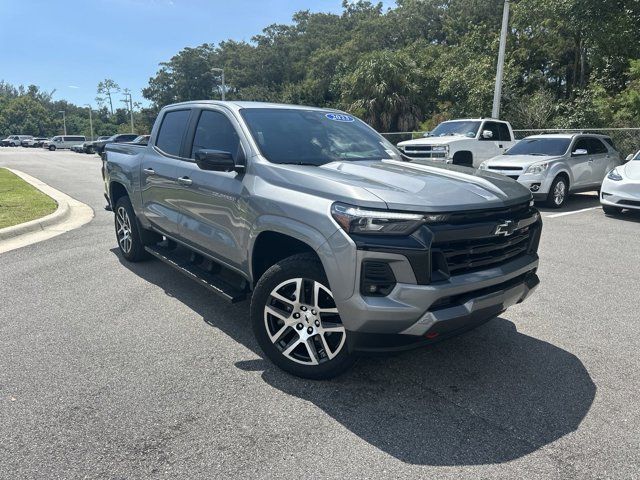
495,220,517,236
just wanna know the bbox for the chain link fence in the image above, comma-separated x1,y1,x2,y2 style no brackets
381,128,640,159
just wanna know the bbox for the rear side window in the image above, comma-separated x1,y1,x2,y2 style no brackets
190,110,240,158
497,123,512,141
603,137,616,150
587,138,608,154
156,109,190,157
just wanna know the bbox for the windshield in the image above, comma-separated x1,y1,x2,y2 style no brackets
429,121,481,138
505,138,571,156
633,150,640,161
240,108,402,166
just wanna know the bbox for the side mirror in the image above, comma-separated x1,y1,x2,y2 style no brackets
572,148,588,156
194,149,237,172
624,154,634,163
422,131,431,138
482,130,494,139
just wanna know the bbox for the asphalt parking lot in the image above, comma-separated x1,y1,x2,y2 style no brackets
1,148,639,479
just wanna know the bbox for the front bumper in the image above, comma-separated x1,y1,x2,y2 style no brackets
601,177,640,210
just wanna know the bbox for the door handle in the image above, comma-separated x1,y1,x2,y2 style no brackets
177,176,193,186
143,167,155,175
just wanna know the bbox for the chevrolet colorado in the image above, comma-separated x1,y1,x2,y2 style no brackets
103,101,542,379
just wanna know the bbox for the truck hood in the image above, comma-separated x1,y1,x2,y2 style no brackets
398,135,469,147
623,161,640,180
485,154,562,168
259,159,532,212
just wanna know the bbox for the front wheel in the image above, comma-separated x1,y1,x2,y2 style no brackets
602,205,622,216
114,197,151,262
251,254,355,379
48,145,56,151
546,176,568,208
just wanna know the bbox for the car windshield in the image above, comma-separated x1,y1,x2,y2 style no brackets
240,108,403,166
633,151,640,161
428,121,481,138
505,138,571,156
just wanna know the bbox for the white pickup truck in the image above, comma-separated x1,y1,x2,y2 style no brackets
397,118,517,168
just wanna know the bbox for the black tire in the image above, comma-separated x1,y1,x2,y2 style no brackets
546,175,569,208
602,205,623,216
251,253,355,380
49,145,56,151
114,196,157,262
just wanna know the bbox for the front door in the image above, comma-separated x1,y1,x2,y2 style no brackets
568,137,594,188
174,109,248,270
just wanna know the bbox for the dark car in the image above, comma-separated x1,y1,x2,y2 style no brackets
94,134,139,155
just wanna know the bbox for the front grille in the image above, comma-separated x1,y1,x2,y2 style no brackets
618,199,640,207
403,145,447,160
487,166,523,171
429,202,538,278
434,227,531,275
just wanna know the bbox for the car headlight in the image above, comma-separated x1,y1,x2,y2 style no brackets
432,146,448,152
607,168,623,181
331,203,426,236
525,162,549,174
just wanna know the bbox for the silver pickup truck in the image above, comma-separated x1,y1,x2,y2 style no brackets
103,101,542,379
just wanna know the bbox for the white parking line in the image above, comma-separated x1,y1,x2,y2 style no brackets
545,207,602,218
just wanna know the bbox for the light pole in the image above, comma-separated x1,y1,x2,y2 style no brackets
122,92,135,133
492,0,510,119
84,104,94,141
59,110,67,135
211,67,225,101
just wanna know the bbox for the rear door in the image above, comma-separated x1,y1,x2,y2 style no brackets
587,137,611,184
140,108,192,237
173,108,248,270
568,137,594,188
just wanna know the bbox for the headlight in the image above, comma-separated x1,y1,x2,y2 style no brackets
331,203,425,236
432,146,448,152
525,162,549,174
607,168,623,181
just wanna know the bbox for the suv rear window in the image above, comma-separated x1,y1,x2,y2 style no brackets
156,109,190,156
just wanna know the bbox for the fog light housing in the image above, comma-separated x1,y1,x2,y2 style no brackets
530,183,541,192
361,261,396,297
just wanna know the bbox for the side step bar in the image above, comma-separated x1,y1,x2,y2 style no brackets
145,244,247,303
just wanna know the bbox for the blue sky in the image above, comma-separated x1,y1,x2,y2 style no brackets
0,0,393,107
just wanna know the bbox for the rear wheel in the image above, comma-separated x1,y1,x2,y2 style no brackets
49,145,56,151
602,205,623,215
114,196,155,262
546,176,568,208
251,254,354,379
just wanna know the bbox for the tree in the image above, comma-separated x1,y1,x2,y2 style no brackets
96,79,120,115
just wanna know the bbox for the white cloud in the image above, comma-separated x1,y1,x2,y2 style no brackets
67,85,80,89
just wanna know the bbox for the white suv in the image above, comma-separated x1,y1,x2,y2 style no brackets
1,135,33,146
480,134,622,207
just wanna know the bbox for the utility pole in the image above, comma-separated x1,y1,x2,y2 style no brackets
122,92,135,133
84,104,94,140
492,0,510,119
211,68,225,101
59,110,67,135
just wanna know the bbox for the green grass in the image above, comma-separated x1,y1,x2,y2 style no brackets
0,168,58,229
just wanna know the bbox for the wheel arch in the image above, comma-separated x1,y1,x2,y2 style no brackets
452,150,474,167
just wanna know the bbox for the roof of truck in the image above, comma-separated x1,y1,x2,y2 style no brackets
166,100,340,113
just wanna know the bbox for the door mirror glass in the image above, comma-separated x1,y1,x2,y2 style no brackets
572,148,588,156
482,130,494,139
194,149,236,172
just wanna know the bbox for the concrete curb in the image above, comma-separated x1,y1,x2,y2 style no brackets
0,169,94,254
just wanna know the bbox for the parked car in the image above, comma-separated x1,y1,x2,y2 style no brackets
600,149,640,215
70,143,86,153
103,101,542,379
81,136,111,154
397,118,517,167
22,137,48,147
131,135,150,145
94,134,138,155
480,134,622,208
44,135,86,151
1,135,33,146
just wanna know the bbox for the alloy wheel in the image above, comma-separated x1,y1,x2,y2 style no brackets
554,180,566,206
264,277,346,365
116,206,133,254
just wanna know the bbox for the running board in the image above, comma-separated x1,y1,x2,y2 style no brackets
145,244,247,303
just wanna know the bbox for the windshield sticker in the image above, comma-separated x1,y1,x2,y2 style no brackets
325,113,355,122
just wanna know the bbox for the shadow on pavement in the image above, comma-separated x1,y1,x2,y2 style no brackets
113,248,596,467
537,191,601,214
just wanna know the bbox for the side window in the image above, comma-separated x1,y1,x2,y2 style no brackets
497,123,512,141
190,110,240,158
481,122,501,141
156,109,191,157
573,138,590,154
588,138,608,154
